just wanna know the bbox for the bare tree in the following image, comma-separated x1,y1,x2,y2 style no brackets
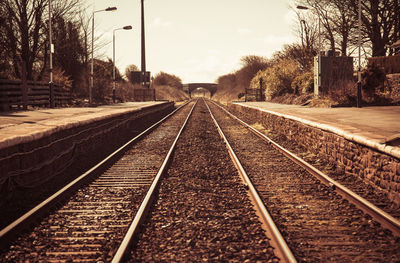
350,0,399,56
2,0,46,79
330,0,357,56
153,72,182,89
235,55,270,90
0,0,80,80
296,0,359,56
273,43,315,71
0,0,12,78
296,0,400,57
294,12,318,54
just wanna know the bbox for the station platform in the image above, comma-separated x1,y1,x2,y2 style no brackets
234,102,400,159
0,101,167,150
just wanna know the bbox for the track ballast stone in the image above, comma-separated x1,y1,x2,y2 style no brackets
130,99,277,262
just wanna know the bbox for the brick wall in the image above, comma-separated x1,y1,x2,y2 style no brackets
228,104,400,205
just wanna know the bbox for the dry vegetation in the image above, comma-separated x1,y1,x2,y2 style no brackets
212,0,400,107
154,85,189,102
152,72,188,102
213,50,399,107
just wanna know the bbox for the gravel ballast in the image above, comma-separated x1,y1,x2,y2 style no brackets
129,99,277,262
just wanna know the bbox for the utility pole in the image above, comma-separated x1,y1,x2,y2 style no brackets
141,0,147,87
49,0,54,108
357,0,362,108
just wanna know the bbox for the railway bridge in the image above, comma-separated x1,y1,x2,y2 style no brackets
182,83,217,97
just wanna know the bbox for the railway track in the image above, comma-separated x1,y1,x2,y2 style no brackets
122,98,285,262
207,99,400,262
0,101,195,262
2,98,400,262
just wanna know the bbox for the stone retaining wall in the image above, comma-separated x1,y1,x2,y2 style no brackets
387,74,400,101
228,103,400,205
0,102,174,196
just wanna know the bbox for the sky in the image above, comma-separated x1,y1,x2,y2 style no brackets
90,0,298,83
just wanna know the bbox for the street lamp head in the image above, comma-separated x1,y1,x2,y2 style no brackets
105,7,117,11
123,25,133,30
296,5,309,10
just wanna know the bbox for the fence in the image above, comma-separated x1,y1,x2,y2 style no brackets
0,79,72,110
245,88,264,102
367,55,400,74
133,88,155,101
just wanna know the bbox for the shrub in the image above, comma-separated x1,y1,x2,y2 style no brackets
367,55,400,74
291,71,314,95
250,59,300,100
235,55,270,90
327,80,356,106
153,72,182,89
362,63,386,99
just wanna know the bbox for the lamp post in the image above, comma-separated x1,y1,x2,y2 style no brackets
90,6,117,105
297,5,322,97
357,0,362,108
299,19,306,48
113,25,132,103
48,0,54,108
297,5,321,54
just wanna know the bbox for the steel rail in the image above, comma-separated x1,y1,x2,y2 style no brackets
111,100,198,263
0,101,191,245
211,100,400,237
205,99,297,263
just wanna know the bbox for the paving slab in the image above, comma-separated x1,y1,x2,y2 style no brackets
0,102,166,150
234,102,400,159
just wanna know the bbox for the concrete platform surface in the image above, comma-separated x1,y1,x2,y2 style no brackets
235,102,400,159
0,102,166,150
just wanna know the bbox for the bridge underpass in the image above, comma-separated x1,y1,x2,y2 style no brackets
191,87,212,99
182,83,217,97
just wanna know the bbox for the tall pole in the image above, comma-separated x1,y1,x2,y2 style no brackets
141,0,146,87
113,31,116,103
318,15,321,54
300,20,305,48
90,7,117,105
49,0,54,108
297,5,321,96
112,26,132,103
90,13,94,105
357,0,362,108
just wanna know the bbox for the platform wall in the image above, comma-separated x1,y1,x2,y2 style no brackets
0,102,174,198
228,104,400,205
